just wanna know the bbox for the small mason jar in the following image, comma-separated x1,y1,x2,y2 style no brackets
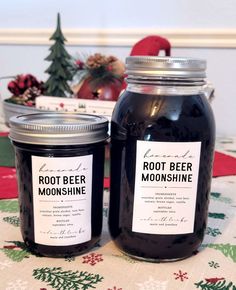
109,56,215,262
9,113,108,257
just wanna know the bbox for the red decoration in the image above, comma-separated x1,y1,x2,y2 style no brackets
213,151,236,177
3,245,19,249
82,252,103,266
130,35,171,56
0,146,235,199
78,77,124,101
8,74,44,96
173,270,188,282
0,167,18,199
205,277,225,284
74,53,125,101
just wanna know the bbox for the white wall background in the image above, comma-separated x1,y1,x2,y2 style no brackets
0,0,236,136
1,0,236,29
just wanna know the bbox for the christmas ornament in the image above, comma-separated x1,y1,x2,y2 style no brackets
72,53,125,101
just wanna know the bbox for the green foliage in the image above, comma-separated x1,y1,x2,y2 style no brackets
210,192,221,198
207,243,236,263
0,200,19,213
0,241,30,262
195,279,236,290
206,227,222,237
208,212,227,220
1,248,30,262
210,192,232,204
33,267,104,290
44,13,73,97
0,135,15,167
3,215,20,227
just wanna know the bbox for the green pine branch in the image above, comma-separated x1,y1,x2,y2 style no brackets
33,267,104,290
207,243,236,263
1,248,30,262
3,216,20,227
195,279,236,290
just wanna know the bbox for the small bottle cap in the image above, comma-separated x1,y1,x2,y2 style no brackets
9,112,109,145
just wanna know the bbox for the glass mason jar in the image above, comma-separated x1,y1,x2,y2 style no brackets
9,113,108,257
109,56,215,262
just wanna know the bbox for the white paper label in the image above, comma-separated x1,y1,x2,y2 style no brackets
132,141,201,235
32,155,92,246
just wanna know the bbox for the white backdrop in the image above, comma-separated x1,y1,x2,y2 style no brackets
1,0,236,29
0,0,236,136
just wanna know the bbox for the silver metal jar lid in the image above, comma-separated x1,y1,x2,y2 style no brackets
125,56,206,79
9,113,109,145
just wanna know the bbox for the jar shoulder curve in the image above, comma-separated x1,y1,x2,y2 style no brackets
112,90,131,121
112,91,215,140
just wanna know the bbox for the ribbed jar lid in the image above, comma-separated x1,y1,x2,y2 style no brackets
125,56,206,79
9,113,109,145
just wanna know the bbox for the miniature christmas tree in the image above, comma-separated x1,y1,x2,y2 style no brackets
44,13,73,97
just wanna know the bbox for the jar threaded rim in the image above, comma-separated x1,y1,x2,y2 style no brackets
9,113,109,145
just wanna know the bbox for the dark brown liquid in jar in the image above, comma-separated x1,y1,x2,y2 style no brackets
10,113,108,257
109,56,215,261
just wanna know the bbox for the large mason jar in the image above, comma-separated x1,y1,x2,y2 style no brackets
109,56,215,262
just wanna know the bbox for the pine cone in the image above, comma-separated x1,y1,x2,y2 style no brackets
86,53,110,69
